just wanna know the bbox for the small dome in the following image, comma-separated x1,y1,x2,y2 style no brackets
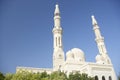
96,54,103,61
66,48,85,62
96,54,105,64
96,54,101,61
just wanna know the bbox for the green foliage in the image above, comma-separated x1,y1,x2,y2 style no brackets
0,72,5,80
50,71,67,80
68,72,94,80
3,71,95,80
4,73,13,80
118,73,120,80
68,72,81,80
41,71,49,79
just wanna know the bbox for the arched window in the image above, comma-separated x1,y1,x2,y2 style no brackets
109,76,112,80
56,37,57,46
58,65,61,71
58,37,60,45
95,76,99,80
102,76,105,80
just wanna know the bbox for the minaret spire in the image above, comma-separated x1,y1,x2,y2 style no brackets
54,4,61,28
52,4,64,71
92,15,98,25
54,4,60,15
91,15,111,64
92,15,102,39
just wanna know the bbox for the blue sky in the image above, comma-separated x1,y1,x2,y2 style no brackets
0,0,120,76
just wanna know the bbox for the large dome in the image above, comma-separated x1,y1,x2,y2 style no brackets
66,48,85,62
71,48,84,57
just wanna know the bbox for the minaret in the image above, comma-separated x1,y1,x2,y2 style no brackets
91,15,111,64
52,4,65,71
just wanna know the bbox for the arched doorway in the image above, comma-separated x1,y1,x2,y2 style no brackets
109,76,112,80
95,76,99,80
102,76,105,80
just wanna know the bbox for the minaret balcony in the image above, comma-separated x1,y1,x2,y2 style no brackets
52,28,62,34
95,37,104,42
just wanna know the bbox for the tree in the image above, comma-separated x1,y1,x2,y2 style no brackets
4,71,94,80
12,71,41,80
0,72,5,80
10,71,50,80
4,73,13,80
118,73,120,80
68,72,94,80
50,71,67,80
68,72,81,80
41,72,49,78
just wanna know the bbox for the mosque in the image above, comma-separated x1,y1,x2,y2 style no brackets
16,4,117,80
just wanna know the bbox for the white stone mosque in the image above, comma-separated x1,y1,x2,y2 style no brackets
16,4,117,80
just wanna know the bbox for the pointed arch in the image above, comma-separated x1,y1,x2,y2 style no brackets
56,37,57,47
58,37,60,45
109,76,112,80
95,75,99,80
102,76,105,80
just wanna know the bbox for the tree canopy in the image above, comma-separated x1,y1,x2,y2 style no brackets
118,73,120,80
0,72,5,80
1,71,120,80
2,71,95,80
